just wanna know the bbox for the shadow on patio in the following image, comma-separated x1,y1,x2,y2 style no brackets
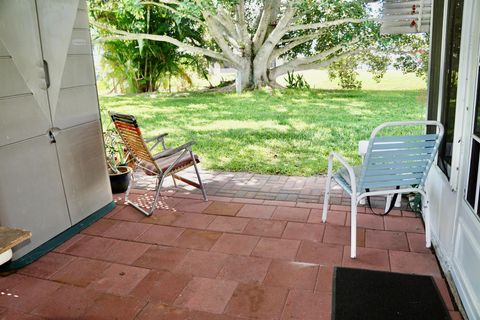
0,186,461,319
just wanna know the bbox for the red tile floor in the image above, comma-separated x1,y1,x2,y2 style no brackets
0,190,462,319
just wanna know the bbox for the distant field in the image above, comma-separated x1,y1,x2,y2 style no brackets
276,70,427,91
101,88,427,176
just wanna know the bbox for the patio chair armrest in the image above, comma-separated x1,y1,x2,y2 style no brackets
146,133,168,143
329,152,358,194
146,133,168,151
153,141,196,160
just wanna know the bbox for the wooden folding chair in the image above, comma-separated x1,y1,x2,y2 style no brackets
110,112,207,216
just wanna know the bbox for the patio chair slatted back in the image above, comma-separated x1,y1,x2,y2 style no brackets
110,113,159,170
359,123,443,191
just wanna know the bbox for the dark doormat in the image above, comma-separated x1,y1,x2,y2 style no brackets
333,267,450,320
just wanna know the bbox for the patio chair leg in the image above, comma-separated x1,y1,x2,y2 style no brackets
322,156,334,223
385,194,393,214
172,175,177,188
124,168,134,204
350,197,358,258
422,192,431,248
148,175,165,216
191,151,208,201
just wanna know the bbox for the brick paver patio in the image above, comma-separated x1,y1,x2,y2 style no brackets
0,191,461,319
133,168,409,209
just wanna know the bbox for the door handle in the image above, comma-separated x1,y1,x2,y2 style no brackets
43,60,50,89
47,127,60,144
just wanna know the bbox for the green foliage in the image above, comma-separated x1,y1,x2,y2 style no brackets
285,71,311,89
89,0,208,93
328,59,362,89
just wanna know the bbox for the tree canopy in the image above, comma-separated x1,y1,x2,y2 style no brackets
90,0,208,93
92,0,429,91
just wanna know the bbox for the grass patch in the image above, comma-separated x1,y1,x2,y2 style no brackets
100,89,427,176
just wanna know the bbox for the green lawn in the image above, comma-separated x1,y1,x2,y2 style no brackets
100,88,427,176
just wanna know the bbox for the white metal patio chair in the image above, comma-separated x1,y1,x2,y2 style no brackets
110,112,207,216
322,121,444,258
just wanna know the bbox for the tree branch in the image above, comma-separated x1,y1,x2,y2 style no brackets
253,4,297,72
252,0,280,54
289,17,375,32
92,21,229,63
201,12,242,67
270,43,355,78
270,30,324,64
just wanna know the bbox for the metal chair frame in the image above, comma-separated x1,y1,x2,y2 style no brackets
110,112,207,216
322,121,444,258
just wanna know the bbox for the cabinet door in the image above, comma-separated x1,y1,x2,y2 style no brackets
55,121,111,224
0,0,51,147
0,0,72,259
0,136,72,259
36,0,100,129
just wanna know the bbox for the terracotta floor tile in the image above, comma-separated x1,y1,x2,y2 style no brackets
264,260,318,290
296,241,343,266
365,229,409,251
174,199,212,213
237,204,276,219
131,270,192,304
0,309,44,319
449,311,463,320
49,257,111,287
190,310,241,320
136,303,191,320
282,222,325,241
136,225,185,245
315,266,334,293
203,201,244,216
206,216,250,233
88,263,150,296
310,209,346,225
141,212,180,225
111,206,145,222
174,277,237,314
83,294,147,320
171,212,216,229
407,232,431,253
323,224,365,247
18,252,74,279
102,239,152,265
105,204,127,219
0,276,61,313
252,238,300,260
211,233,259,255
342,246,390,271
225,283,288,320
101,221,151,241
281,290,332,320
384,216,425,233
243,219,287,238
433,277,455,311
389,251,441,276
53,234,86,253
133,245,188,272
82,218,118,236
31,285,98,319
173,229,222,250
63,235,116,259
217,255,271,284
175,250,228,278
346,213,384,230
272,207,310,222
